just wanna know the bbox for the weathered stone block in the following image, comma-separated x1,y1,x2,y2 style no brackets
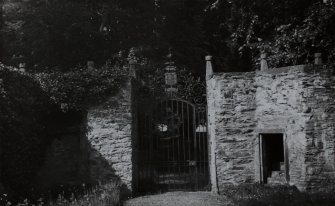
87,79,136,195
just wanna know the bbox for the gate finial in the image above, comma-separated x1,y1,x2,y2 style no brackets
314,53,322,65
164,49,178,96
260,53,268,71
206,55,213,80
128,47,137,78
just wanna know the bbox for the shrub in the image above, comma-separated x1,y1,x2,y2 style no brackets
47,182,121,206
0,63,59,197
1,182,121,206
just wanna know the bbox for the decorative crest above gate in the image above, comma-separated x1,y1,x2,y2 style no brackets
164,51,178,96
139,52,207,110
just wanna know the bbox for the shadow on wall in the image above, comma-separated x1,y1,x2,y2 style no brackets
33,111,87,192
33,110,131,200
88,145,131,198
0,69,62,200
34,144,130,202
0,71,134,202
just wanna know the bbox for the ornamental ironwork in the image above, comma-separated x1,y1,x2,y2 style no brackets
136,57,209,193
141,66,207,110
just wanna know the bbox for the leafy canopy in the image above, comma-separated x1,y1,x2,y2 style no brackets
2,0,335,73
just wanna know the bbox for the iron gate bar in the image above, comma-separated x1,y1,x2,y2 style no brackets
196,110,200,189
166,100,169,190
176,100,181,190
193,104,198,189
171,100,178,188
187,102,191,189
137,98,209,192
200,110,204,188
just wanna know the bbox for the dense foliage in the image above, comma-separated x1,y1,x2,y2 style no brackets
204,0,335,70
3,0,335,73
2,0,207,72
0,64,58,197
37,57,128,111
222,184,335,206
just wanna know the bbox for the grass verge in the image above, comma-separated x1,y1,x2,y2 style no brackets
221,184,335,206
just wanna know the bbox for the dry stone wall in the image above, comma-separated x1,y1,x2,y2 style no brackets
207,65,335,192
207,72,256,192
87,79,136,195
302,67,335,191
34,79,138,196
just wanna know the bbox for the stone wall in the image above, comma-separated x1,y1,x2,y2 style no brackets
35,78,138,196
207,64,335,192
86,79,137,195
302,67,335,191
207,72,256,192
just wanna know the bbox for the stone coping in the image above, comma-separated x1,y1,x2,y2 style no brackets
211,64,329,77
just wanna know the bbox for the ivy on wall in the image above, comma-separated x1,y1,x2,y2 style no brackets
36,58,129,111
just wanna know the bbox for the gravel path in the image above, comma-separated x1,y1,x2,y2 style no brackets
123,192,233,206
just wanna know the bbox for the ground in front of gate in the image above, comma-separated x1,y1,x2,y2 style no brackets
123,184,335,206
123,192,233,206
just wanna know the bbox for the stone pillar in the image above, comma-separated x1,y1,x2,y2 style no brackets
260,53,268,71
206,55,213,80
205,55,219,194
128,48,137,79
87,78,135,197
314,53,322,65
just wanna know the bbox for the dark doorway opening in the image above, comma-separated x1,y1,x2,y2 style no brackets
260,134,287,184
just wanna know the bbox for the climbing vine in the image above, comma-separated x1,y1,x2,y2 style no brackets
36,58,129,111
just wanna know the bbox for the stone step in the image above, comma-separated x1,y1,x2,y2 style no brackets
268,170,286,184
267,176,286,184
270,170,285,178
280,162,285,171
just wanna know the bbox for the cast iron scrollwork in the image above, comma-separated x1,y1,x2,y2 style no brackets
148,67,206,109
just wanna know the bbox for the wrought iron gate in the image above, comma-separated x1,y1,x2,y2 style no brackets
137,78,210,192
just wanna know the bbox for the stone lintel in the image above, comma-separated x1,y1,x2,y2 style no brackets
256,128,285,134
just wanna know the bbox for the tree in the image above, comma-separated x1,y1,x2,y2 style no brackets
2,0,209,73
203,0,335,70
2,0,335,72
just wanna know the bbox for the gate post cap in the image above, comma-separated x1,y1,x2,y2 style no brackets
206,55,213,79
260,52,268,71
205,55,212,61
314,52,322,65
